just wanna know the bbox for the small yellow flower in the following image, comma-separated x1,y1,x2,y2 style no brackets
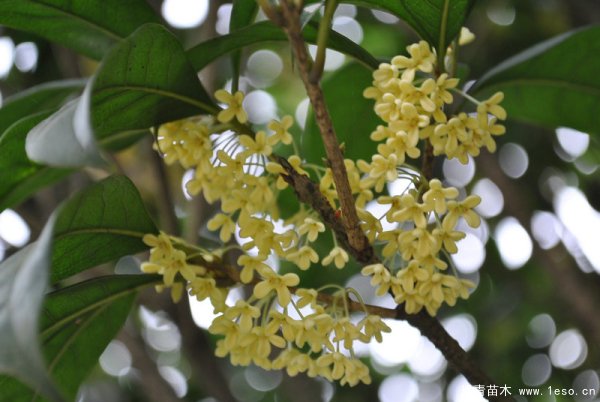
443,195,482,229
422,179,459,214
224,300,261,333
477,92,506,121
207,213,236,242
215,89,248,123
391,193,428,228
268,115,294,145
237,254,270,284
298,218,326,242
322,246,349,269
253,270,300,306
287,245,319,270
239,131,272,156
358,315,391,343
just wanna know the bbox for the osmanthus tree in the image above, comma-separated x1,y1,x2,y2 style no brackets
0,1,599,401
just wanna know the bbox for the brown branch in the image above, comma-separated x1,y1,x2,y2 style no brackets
262,4,512,399
274,156,512,402
275,0,369,255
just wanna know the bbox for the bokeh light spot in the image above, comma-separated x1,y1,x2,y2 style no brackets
14,42,39,72
443,156,476,187
99,341,132,377
526,313,556,349
521,354,552,386
246,50,283,88
159,366,188,397
369,319,421,366
443,314,477,351
378,373,419,402
499,143,529,179
0,37,15,78
0,209,31,247
531,211,561,250
550,329,588,370
162,0,209,29
472,178,504,218
494,217,533,269
447,375,486,401
556,127,590,159
243,90,277,124
451,233,486,274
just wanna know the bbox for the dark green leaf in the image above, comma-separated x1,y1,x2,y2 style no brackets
0,114,71,212
230,0,258,31
0,216,63,402
25,23,216,167
0,275,156,402
303,62,379,164
0,79,84,135
26,86,106,167
0,0,160,60
92,23,217,143
471,26,600,135
229,0,259,92
309,0,475,49
51,175,157,283
187,20,379,71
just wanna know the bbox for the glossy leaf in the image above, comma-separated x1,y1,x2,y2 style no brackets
0,114,71,212
0,79,84,135
0,0,160,60
50,175,157,283
0,216,63,402
26,23,216,167
471,26,600,135
26,84,105,167
92,23,216,144
230,0,258,32
303,62,379,164
0,275,158,401
309,0,475,49
187,20,379,71
229,0,259,92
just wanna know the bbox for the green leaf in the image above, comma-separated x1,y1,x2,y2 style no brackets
303,62,379,164
230,0,258,32
26,84,106,168
0,114,71,212
0,275,157,401
50,175,157,283
229,0,259,92
471,26,600,135
309,0,475,49
25,23,216,167
0,0,160,60
92,23,217,144
0,79,84,135
187,20,379,71
0,215,63,402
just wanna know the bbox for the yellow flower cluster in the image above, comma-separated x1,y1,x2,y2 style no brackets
363,40,506,164
352,39,505,315
147,89,396,385
141,232,390,386
145,31,507,384
141,232,226,305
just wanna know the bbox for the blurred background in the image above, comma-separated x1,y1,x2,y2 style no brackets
1,0,600,401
